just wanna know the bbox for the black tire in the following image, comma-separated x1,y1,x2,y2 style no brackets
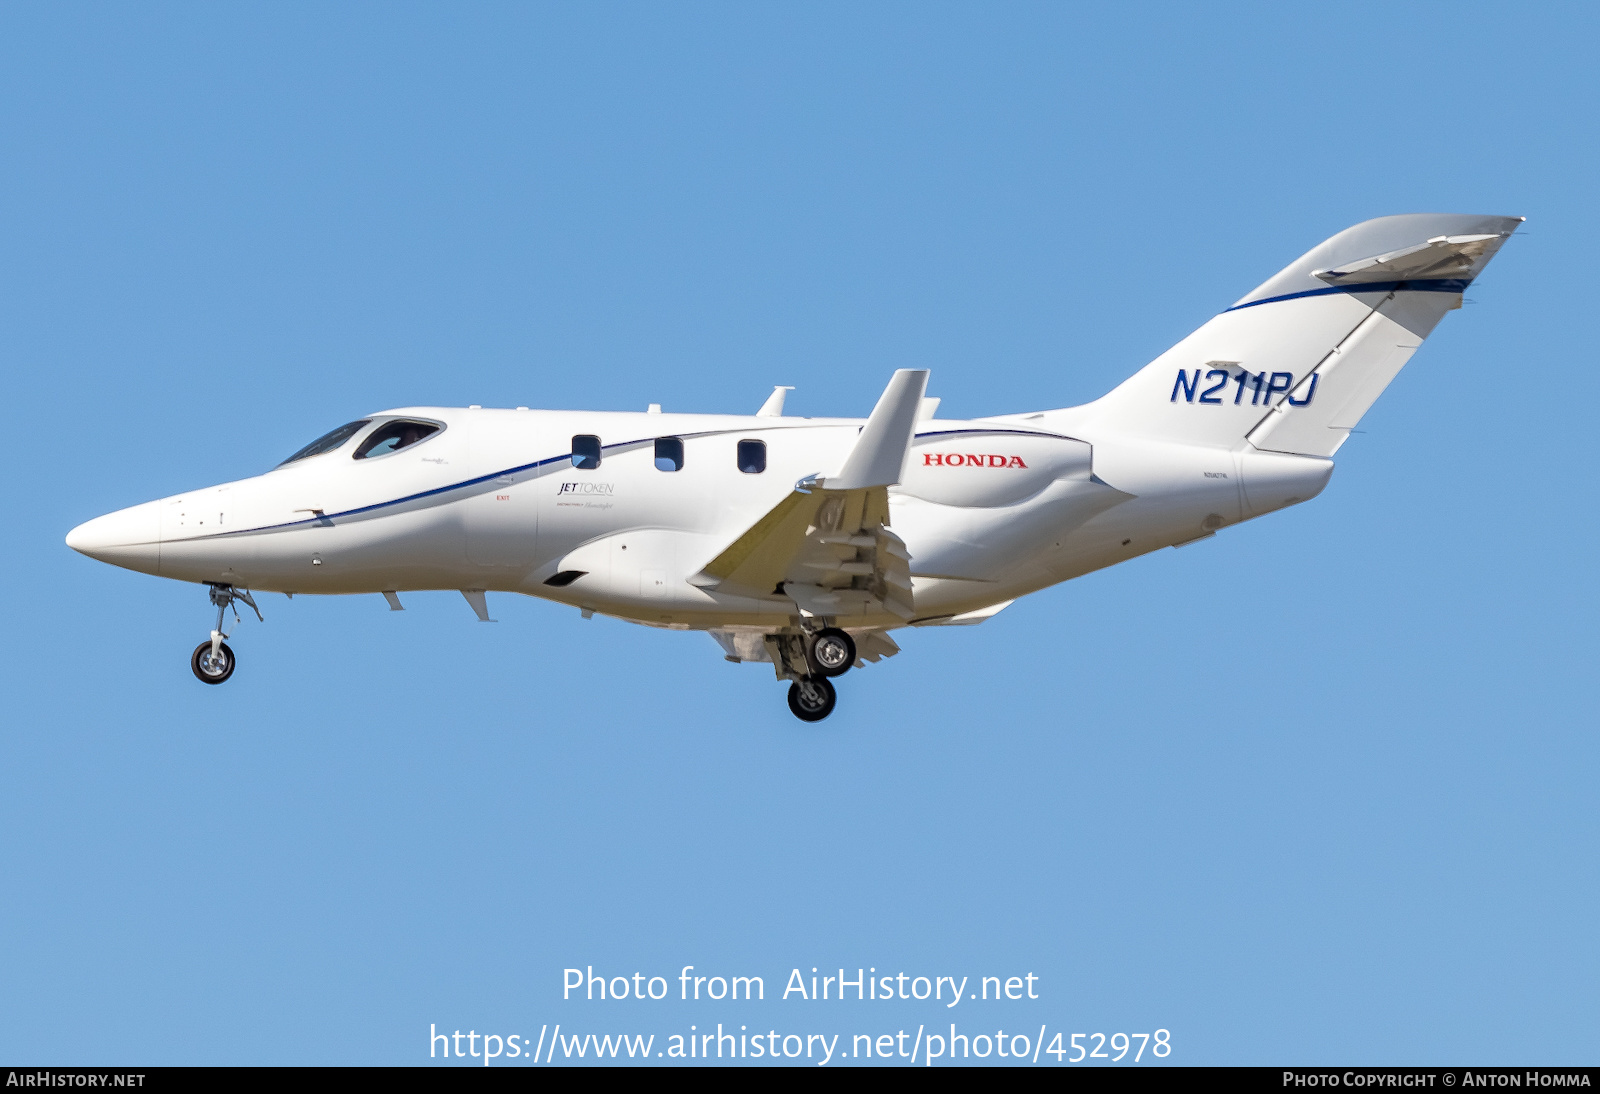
191,640,235,685
786,676,837,722
807,628,856,677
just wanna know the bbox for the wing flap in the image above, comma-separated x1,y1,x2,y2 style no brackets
693,484,915,622
693,489,824,594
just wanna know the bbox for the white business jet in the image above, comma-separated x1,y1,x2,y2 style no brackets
66,213,1519,720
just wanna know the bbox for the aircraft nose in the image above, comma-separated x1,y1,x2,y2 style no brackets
66,501,162,574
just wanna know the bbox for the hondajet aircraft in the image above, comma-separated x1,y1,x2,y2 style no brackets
67,213,1519,720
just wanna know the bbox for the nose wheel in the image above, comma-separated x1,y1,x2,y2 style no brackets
191,583,260,685
191,640,236,684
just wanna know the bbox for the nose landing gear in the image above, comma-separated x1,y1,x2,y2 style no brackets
191,639,235,684
191,584,261,685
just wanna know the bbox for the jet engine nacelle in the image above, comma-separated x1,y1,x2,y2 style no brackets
899,433,1094,508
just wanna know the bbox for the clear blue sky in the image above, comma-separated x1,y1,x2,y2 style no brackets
2,2,1594,1066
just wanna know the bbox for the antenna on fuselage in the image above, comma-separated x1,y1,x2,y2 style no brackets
757,386,795,417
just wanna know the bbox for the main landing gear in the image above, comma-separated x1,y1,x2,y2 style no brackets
191,583,261,685
778,627,857,722
787,676,836,722
806,628,855,678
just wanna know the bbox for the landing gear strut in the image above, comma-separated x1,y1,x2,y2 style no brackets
768,627,854,721
191,584,261,685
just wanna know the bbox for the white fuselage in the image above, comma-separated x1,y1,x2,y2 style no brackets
61,213,1518,716
67,404,1333,630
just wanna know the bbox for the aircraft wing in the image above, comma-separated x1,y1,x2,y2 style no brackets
692,482,916,621
690,370,927,624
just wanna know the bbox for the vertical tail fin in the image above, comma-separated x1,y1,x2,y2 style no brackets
1082,214,1521,454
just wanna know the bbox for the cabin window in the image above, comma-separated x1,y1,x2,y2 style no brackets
571,434,602,470
353,419,441,459
278,420,371,466
737,439,767,474
654,437,684,472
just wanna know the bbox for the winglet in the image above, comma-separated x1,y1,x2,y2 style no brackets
825,370,930,490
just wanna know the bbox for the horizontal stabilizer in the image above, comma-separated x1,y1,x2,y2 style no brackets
1313,234,1504,285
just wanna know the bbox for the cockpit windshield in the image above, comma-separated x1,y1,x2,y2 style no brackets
278,420,371,467
354,419,441,459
